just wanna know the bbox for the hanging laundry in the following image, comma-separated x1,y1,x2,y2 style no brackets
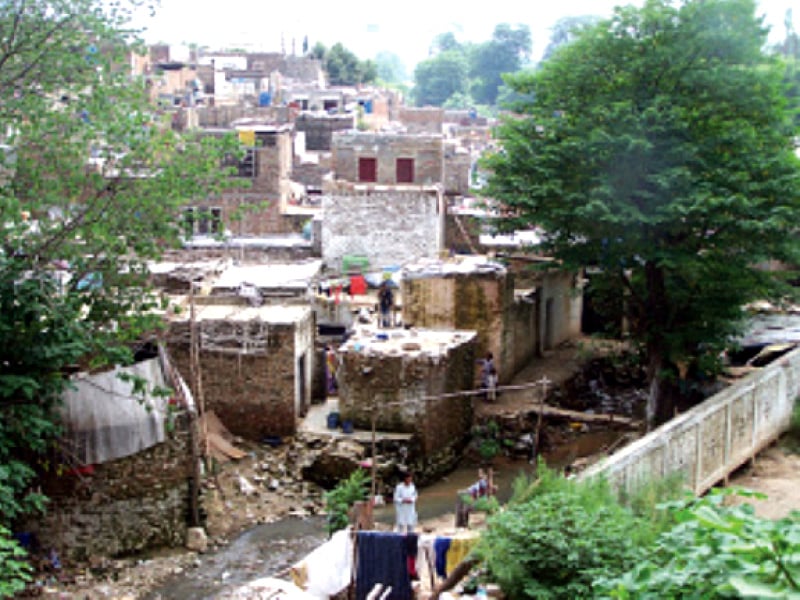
433,537,451,578
404,533,419,581
445,536,479,576
291,527,353,600
356,531,412,600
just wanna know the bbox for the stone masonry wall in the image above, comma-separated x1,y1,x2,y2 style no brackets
444,213,483,254
337,337,476,477
321,188,443,271
168,323,297,439
399,107,444,134
29,414,193,563
196,105,291,127
331,132,444,185
402,271,514,383
444,149,471,196
295,113,356,151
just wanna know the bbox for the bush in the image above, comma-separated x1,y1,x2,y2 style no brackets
0,526,31,598
323,469,370,537
476,464,664,600
594,490,800,598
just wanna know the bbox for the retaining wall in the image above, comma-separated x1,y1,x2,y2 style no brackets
580,347,800,495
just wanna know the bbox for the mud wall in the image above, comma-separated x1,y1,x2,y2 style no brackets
337,338,476,478
580,347,800,495
402,271,515,383
168,323,298,439
28,415,193,563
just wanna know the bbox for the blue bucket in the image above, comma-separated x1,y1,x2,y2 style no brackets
327,412,340,430
341,420,354,434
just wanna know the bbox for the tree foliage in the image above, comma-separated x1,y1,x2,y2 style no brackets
323,468,370,536
314,42,377,86
0,0,236,585
596,490,800,598
413,50,469,107
483,0,800,427
413,24,530,107
476,464,670,600
541,16,601,62
470,24,531,105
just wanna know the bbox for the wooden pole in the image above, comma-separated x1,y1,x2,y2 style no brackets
532,376,550,461
370,408,377,503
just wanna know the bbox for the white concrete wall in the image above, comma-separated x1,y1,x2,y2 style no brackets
580,347,799,495
538,271,583,353
294,308,315,416
321,189,444,271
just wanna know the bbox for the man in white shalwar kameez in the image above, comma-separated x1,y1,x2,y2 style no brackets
393,471,418,533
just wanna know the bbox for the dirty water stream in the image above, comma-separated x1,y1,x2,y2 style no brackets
146,431,621,599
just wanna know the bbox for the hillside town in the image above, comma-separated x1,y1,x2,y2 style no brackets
4,1,800,598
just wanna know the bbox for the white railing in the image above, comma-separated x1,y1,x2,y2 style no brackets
579,347,799,495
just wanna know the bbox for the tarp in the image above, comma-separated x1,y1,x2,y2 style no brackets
59,357,170,465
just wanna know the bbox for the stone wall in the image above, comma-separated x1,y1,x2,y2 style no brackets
444,146,471,196
29,415,194,563
444,213,483,254
168,322,298,439
337,332,477,479
402,262,515,383
164,240,316,264
295,113,356,151
331,132,444,185
399,107,444,134
196,105,292,127
321,187,444,272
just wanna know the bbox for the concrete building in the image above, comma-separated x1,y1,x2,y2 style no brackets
167,303,315,439
331,131,444,186
336,327,477,480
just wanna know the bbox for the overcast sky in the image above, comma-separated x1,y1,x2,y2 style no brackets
135,0,798,68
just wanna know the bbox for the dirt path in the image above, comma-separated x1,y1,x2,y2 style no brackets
729,443,800,519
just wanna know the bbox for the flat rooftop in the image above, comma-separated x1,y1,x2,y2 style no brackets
212,261,323,291
339,326,476,359
169,301,311,325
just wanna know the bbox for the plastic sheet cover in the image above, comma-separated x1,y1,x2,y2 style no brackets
59,358,170,465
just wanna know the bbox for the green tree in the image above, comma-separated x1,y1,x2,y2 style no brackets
772,9,800,129
541,16,601,62
431,31,462,55
483,0,800,428
324,42,376,86
470,24,531,105
0,0,235,588
413,50,469,106
374,51,407,84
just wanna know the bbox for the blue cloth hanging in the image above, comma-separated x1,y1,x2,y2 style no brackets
356,531,412,600
434,537,451,578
